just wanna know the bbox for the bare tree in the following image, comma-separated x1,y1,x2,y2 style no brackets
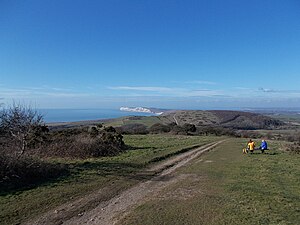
0,103,45,155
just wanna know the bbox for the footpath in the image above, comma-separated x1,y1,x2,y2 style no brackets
28,140,225,225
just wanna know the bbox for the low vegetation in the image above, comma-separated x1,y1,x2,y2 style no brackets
116,123,149,134
0,103,48,155
115,122,238,137
284,141,300,154
0,153,68,192
0,105,125,193
158,110,284,129
39,126,125,158
118,139,300,225
1,104,299,224
0,104,66,192
0,132,221,225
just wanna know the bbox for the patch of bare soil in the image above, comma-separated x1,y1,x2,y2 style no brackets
27,140,224,225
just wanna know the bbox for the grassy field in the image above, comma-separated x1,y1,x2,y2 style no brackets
0,134,221,225
118,139,300,225
103,116,161,127
103,110,284,129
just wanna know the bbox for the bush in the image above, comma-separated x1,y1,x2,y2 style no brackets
118,123,149,134
0,103,47,155
103,126,116,133
149,123,171,134
42,128,125,158
170,125,188,135
284,133,300,142
285,142,300,154
196,126,238,137
0,153,67,191
88,126,99,137
182,123,196,133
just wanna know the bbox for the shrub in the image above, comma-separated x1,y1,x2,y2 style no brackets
0,153,67,191
197,126,215,136
88,126,99,137
149,123,171,134
196,126,238,137
0,103,47,155
167,122,177,128
118,123,149,135
42,128,125,158
284,133,300,142
285,142,300,154
103,126,116,133
170,125,188,135
182,123,197,132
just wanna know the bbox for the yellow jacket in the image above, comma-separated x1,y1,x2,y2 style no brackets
247,141,255,150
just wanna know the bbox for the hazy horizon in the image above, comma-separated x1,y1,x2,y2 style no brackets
34,107,300,123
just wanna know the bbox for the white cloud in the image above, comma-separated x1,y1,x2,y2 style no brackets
108,86,224,97
258,87,276,93
43,92,90,97
0,86,90,99
258,87,300,94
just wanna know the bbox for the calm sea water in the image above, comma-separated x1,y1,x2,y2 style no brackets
38,109,153,123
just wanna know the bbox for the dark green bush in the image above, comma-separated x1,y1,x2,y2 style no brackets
42,128,125,158
149,123,171,133
182,123,197,132
170,125,188,135
88,126,99,137
118,123,149,134
286,142,300,154
0,153,67,191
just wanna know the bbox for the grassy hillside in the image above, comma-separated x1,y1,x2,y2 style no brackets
118,139,300,225
0,135,221,225
160,110,284,129
48,110,284,131
1,135,298,225
159,110,220,126
104,116,161,127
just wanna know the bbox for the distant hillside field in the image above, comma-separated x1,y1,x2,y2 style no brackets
48,110,284,131
106,110,284,130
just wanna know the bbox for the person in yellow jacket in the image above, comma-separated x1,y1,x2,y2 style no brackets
247,139,255,153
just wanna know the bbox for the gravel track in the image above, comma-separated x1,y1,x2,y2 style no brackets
28,140,225,225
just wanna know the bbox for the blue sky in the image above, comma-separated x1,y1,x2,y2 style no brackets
1,0,300,109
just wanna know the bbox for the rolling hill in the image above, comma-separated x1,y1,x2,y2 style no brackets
158,110,284,129
48,110,284,130
100,110,284,130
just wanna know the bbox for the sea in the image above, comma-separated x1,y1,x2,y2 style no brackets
38,109,153,123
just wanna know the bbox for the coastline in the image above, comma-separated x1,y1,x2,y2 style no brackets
39,108,156,124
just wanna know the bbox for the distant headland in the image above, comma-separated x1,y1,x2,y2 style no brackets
120,106,166,115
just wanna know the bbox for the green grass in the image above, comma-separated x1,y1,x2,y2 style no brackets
103,116,161,127
159,110,220,126
118,139,300,225
121,135,222,165
0,134,220,225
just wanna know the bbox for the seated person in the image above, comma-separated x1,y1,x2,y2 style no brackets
247,139,255,153
259,139,268,153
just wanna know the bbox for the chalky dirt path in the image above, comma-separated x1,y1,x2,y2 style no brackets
28,140,225,225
